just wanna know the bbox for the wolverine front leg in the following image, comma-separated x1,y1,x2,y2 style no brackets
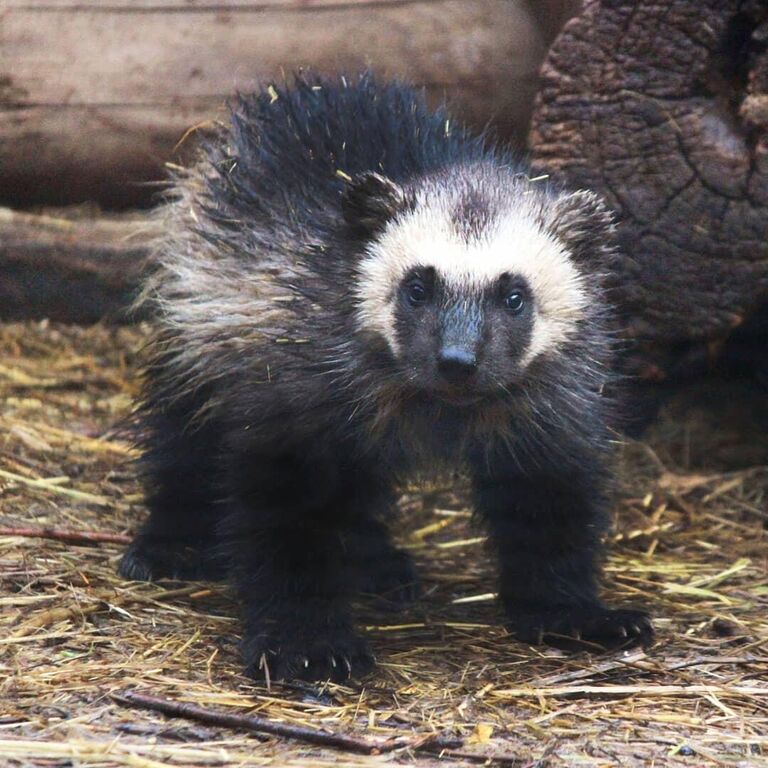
471,451,653,650
226,450,386,682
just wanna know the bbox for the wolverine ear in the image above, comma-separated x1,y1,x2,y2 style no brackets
548,190,617,264
342,172,407,235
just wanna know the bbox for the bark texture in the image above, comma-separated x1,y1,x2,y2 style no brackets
530,0,768,380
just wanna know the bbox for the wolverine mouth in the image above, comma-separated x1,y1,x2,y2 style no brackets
404,386,488,409
420,383,498,408
435,390,488,407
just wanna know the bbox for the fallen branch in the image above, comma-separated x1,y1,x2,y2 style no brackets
0,526,131,545
112,690,462,756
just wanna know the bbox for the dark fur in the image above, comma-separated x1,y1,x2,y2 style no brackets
120,73,652,682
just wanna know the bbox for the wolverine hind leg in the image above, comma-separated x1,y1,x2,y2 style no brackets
348,517,421,609
120,405,228,583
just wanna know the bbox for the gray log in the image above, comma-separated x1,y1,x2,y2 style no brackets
0,207,156,323
0,0,545,208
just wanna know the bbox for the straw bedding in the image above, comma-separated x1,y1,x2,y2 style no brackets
1,321,766,767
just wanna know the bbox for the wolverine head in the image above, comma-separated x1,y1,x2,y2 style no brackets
343,165,615,407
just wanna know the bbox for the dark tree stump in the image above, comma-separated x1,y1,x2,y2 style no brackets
530,0,768,383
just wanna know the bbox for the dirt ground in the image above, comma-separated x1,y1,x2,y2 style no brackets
1,322,766,767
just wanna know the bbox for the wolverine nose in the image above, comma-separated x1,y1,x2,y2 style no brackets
437,346,478,383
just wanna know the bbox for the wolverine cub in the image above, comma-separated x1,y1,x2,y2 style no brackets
120,73,653,681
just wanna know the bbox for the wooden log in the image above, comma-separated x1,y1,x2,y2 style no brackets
0,0,544,209
529,0,768,381
0,207,156,323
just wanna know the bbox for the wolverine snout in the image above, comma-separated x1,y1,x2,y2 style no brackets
438,300,484,384
437,345,478,383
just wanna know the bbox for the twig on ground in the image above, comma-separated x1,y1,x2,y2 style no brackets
112,690,463,756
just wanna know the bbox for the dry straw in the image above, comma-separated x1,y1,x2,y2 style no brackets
1,322,766,766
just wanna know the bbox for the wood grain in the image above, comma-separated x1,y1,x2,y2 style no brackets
0,0,543,207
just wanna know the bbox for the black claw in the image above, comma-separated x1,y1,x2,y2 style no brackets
243,628,374,683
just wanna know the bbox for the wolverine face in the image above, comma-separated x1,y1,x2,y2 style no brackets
342,166,612,406
389,264,536,405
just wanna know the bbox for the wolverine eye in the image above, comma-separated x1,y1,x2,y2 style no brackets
405,279,428,307
504,291,525,314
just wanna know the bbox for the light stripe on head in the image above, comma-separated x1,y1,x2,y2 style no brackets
354,195,590,365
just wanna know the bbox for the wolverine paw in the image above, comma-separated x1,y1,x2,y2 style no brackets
118,533,227,582
507,605,654,651
243,626,375,683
